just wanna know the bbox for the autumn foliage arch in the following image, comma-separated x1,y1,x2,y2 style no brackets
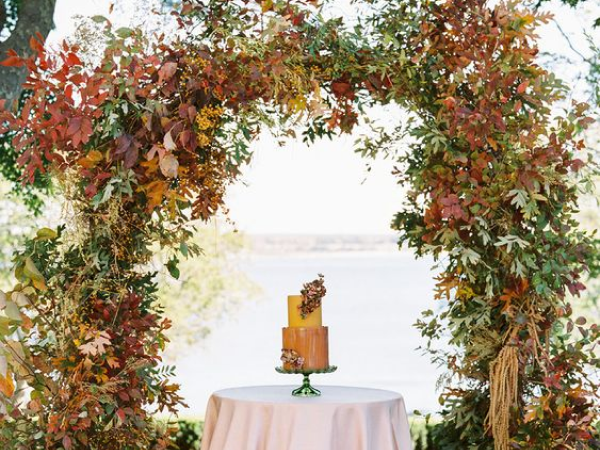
0,1,597,449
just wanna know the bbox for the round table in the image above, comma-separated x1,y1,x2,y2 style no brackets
200,385,413,450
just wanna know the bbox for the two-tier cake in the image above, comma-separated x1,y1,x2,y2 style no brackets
281,275,329,371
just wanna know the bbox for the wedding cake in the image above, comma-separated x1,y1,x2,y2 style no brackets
281,275,329,371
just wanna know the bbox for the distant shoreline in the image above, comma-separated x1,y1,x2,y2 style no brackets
247,234,402,255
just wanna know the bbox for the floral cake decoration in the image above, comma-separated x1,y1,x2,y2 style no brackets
299,273,326,319
280,348,305,370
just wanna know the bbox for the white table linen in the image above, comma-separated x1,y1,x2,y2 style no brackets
201,385,413,450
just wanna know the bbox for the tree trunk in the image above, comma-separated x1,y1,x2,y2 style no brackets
0,2,7,31
0,0,57,105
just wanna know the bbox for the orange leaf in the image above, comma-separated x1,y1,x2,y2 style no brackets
486,136,498,150
144,180,168,211
517,81,529,94
523,406,537,423
106,356,120,369
32,278,47,292
78,150,104,168
0,372,15,397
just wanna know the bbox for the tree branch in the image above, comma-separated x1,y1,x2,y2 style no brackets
553,18,592,63
0,0,58,105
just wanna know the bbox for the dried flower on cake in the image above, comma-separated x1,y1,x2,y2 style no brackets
281,348,305,370
299,273,326,319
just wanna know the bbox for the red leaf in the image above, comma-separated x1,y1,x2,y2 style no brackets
116,408,126,423
570,159,585,171
62,435,72,450
115,134,134,155
69,73,84,85
158,62,178,84
85,183,98,198
0,56,23,67
124,145,139,168
65,84,74,100
96,171,112,182
187,106,197,122
30,36,45,54
331,81,351,97
80,117,93,144
66,52,82,67
67,117,82,137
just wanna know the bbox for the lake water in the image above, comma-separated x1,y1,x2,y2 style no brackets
173,251,443,417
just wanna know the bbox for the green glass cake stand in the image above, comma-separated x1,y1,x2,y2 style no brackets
275,366,337,397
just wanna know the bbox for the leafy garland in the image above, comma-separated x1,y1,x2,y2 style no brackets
368,2,599,448
0,1,597,449
0,2,370,448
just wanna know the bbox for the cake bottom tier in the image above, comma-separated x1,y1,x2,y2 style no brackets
282,326,329,371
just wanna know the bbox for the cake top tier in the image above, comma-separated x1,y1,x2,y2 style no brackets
287,274,327,328
288,295,322,327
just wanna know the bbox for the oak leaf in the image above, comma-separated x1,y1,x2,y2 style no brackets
79,331,111,356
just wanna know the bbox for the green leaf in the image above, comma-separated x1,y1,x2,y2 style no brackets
115,27,134,39
91,15,109,23
166,257,180,280
24,257,44,282
0,317,10,335
4,301,21,321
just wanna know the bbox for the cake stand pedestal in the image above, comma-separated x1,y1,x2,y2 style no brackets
275,366,337,397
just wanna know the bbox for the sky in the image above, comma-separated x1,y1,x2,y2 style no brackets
48,0,599,235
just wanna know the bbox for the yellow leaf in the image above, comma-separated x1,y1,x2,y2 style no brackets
288,94,307,113
0,371,15,397
261,0,274,12
36,228,58,241
77,150,104,169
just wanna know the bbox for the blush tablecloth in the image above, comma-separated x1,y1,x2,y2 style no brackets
200,386,413,450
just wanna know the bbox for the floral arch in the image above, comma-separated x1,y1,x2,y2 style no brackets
0,1,597,449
